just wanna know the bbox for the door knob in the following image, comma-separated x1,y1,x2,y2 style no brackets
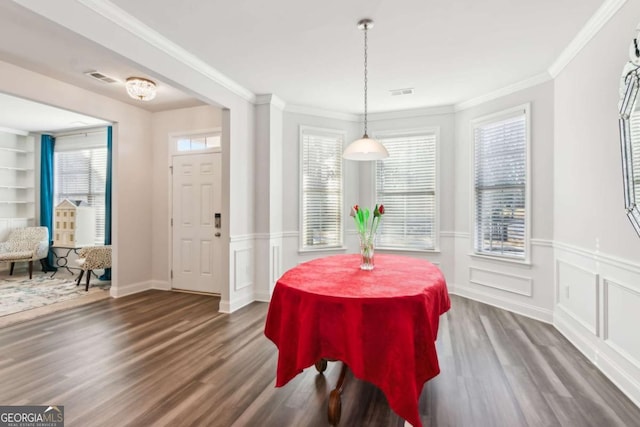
215,232,221,237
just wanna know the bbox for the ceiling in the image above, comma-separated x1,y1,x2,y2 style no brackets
0,92,109,133
0,0,607,125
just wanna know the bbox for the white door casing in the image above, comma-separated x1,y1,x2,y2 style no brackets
171,152,222,293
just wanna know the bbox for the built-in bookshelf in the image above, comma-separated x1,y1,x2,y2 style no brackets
0,132,35,240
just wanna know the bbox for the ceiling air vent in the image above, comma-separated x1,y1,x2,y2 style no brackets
84,70,118,84
389,88,414,96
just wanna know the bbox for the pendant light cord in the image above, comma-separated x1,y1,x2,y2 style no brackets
363,24,368,137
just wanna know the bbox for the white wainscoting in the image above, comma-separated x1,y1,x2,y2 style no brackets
222,235,256,313
233,247,254,291
603,278,640,366
253,233,283,302
469,266,533,296
450,236,555,323
270,241,282,292
555,259,599,335
554,241,640,408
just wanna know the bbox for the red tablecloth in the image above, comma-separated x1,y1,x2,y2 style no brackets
264,254,450,427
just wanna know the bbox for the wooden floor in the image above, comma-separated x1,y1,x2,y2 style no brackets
0,291,638,427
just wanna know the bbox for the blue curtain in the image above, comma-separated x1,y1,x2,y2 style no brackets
100,126,112,281
40,135,56,271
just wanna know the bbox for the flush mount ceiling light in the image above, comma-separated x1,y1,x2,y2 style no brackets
125,77,157,101
343,19,389,161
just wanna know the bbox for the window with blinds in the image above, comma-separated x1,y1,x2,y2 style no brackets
300,127,344,249
375,131,438,250
54,131,108,245
473,110,528,258
630,113,640,204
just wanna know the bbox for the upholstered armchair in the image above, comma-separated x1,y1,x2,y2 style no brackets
75,245,112,291
0,226,49,279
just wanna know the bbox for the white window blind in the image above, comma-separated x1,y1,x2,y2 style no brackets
630,113,640,203
54,131,108,245
376,132,437,250
474,113,527,258
300,127,343,249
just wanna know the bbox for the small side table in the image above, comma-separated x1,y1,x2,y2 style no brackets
50,246,83,277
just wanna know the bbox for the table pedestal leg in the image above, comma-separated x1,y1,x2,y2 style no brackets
328,362,348,426
315,358,328,373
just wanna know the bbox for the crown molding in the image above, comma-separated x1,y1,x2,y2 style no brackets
454,72,552,112
285,104,360,122
0,126,28,136
76,0,256,103
59,0,627,118
255,94,286,110
367,105,455,121
548,0,629,78
285,104,456,123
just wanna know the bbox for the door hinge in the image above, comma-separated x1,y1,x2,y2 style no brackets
171,218,173,226
170,270,173,279
169,165,173,174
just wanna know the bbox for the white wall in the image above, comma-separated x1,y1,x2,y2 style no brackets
553,0,640,407
452,81,556,321
150,105,223,288
554,2,640,258
253,98,285,301
0,59,153,297
281,111,360,270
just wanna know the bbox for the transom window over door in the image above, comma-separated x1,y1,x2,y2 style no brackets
473,105,529,259
176,132,221,152
54,129,108,245
300,126,344,250
375,130,438,250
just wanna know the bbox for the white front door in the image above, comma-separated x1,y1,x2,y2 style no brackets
171,152,222,293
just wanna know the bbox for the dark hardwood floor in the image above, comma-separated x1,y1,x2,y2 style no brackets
0,291,638,427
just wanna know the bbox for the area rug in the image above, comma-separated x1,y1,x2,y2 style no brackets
0,272,111,321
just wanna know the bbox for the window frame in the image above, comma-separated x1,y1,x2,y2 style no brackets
470,103,531,264
171,128,222,155
53,129,108,246
372,127,441,252
298,125,346,252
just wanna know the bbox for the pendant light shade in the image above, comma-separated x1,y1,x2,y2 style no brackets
343,19,389,161
343,135,389,160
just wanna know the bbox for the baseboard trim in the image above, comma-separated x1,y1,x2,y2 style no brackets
554,306,640,408
110,280,153,298
150,280,170,291
219,292,255,313
450,283,553,323
254,291,270,302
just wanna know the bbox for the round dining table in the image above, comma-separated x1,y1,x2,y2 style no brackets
264,254,451,427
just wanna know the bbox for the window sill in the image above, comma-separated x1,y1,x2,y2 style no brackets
469,252,531,267
298,246,348,254
377,247,440,254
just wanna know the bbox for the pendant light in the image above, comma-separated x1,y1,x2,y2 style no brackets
343,19,389,161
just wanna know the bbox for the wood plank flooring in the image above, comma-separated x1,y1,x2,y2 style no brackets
0,291,638,427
